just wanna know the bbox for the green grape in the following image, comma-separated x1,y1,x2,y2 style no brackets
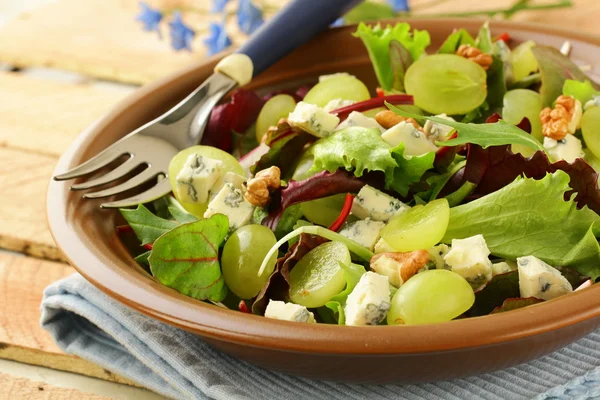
380,199,449,252
387,269,474,325
584,149,600,174
303,75,371,108
221,225,277,299
582,106,600,159
289,241,350,308
404,54,487,115
511,41,538,83
502,89,543,156
255,94,296,142
168,146,245,217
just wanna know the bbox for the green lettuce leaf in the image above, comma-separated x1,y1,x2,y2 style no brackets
443,171,600,279
563,79,599,104
148,214,229,302
437,28,475,54
389,142,435,197
309,127,397,182
324,262,367,325
474,21,493,54
353,22,431,90
386,102,545,153
120,205,178,245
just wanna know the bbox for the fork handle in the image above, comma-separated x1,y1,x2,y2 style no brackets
236,0,361,77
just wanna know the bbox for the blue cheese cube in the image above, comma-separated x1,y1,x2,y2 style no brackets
264,300,316,323
287,101,340,138
423,114,456,142
338,219,385,251
323,98,355,112
334,111,384,133
381,121,438,155
543,134,584,163
210,172,246,200
204,183,254,230
175,154,223,204
492,260,517,276
443,235,493,288
517,256,573,300
352,185,410,222
427,244,450,270
345,272,391,326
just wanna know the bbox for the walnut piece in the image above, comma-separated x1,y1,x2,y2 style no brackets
456,44,493,70
244,166,281,207
540,95,582,140
370,250,429,287
375,110,422,130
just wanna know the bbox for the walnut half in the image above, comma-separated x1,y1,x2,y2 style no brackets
539,95,582,140
456,44,493,70
244,166,281,207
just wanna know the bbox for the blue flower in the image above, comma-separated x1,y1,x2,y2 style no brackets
211,0,230,13
168,11,195,51
136,1,163,36
388,0,409,12
237,0,264,35
204,22,232,55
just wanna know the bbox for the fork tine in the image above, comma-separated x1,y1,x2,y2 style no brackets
82,168,158,199
54,147,127,181
100,178,172,208
70,158,140,190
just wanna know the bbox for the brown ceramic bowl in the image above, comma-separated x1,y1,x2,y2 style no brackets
47,18,600,383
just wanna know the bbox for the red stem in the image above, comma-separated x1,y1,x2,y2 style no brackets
493,32,511,43
330,94,414,122
328,193,354,232
238,300,251,313
116,225,134,234
143,243,153,250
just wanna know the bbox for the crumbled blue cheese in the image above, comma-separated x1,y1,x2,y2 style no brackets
344,272,391,326
334,111,384,133
351,185,410,222
287,102,340,138
543,134,584,163
204,183,254,230
492,260,517,276
517,256,573,300
318,72,353,82
381,121,438,155
566,97,583,133
264,300,316,323
427,244,450,270
175,154,223,204
323,98,355,112
338,219,385,251
443,235,493,289
423,114,456,142
210,172,246,200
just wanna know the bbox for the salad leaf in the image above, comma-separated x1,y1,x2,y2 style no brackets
461,102,490,124
148,214,229,302
273,204,304,239
232,125,260,159
120,205,178,245
309,127,397,183
474,21,493,54
263,169,366,230
467,271,520,317
490,298,544,314
134,250,151,266
485,57,506,110
554,265,591,288
343,1,395,24
531,46,600,107
563,79,599,104
203,89,265,152
252,233,328,315
443,172,600,279
437,28,475,54
389,40,413,92
389,142,435,197
165,196,198,223
325,262,367,324
386,102,546,153
353,22,431,90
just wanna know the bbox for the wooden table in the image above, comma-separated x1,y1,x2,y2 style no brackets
0,0,597,398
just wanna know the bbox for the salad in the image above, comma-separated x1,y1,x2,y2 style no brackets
117,21,600,326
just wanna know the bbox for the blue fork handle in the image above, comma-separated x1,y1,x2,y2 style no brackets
236,0,362,77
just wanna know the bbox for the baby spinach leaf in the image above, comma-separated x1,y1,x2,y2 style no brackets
437,28,475,54
389,142,435,197
325,262,367,325
149,214,229,302
467,271,520,317
120,205,178,245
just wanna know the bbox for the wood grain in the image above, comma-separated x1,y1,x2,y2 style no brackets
0,253,136,386
0,372,111,400
0,71,130,157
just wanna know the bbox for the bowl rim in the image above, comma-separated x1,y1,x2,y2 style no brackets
47,18,600,355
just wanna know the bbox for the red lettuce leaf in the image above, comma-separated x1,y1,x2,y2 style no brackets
202,89,265,151
433,131,460,172
490,297,544,314
252,233,328,315
262,170,367,230
331,94,413,122
555,265,591,288
466,271,520,317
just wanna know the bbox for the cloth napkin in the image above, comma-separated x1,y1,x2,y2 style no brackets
41,274,600,400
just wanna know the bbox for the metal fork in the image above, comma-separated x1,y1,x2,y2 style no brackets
54,0,361,208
